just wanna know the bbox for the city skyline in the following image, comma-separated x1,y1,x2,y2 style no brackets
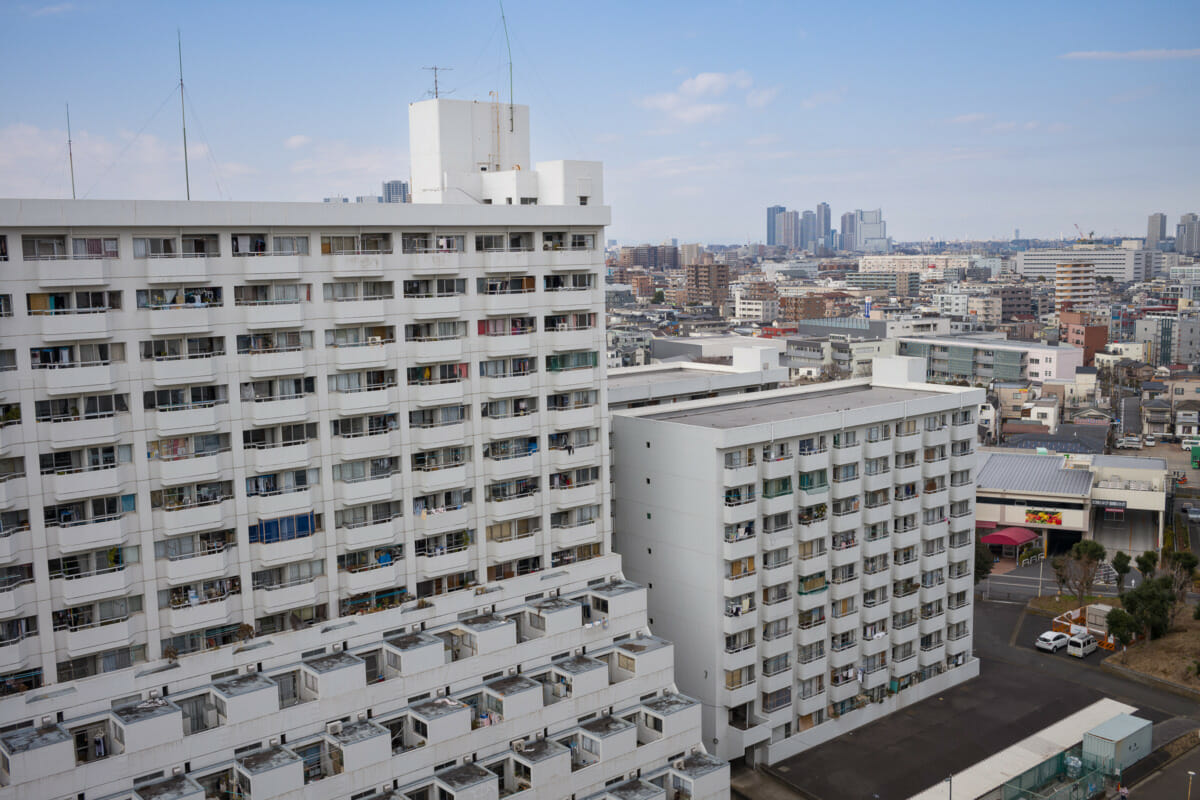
0,0,1197,242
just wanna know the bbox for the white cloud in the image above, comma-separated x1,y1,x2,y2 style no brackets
1023,121,1040,130
283,135,311,149
990,121,1018,132
26,3,73,16
950,112,988,124
639,69,773,123
800,88,845,110
746,87,780,108
1061,48,1200,61
746,134,781,147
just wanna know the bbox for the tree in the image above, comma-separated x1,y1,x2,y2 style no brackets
1106,607,1138,647
1066,540,1107,604
1111,551,1132,594
653,289,665,304
1121,576,1176,640
1051,555,1070,597
1165,551,1198,624
974,541,993,584
1135,551,1159,582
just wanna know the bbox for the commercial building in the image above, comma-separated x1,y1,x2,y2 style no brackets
897,337,1084,384
1178,213,1200,256
1015,246,1154,283
0,98,725,800
840,212,856,252
775,211,800,251
852,210,890,254
975,452,1166,555
858,255,970,275
613,357,982,764
1133,311,1200,366
844,272,917,297
381,180,410,204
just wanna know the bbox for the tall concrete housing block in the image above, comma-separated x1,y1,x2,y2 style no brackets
0,98,726,800
613,357,982,765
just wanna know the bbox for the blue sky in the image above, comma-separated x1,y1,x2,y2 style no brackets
1,0,1197,244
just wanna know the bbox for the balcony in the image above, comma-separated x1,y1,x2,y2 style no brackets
0,581,36,617
486,532,539,563
59,566,134,606
249,487,315,520
247,442,313,474
339,474,402,505
0,632,37,672
922,426,950,448
46,465,126,502
921,458,949,480
551,482,600,509
484,374,536,397
55,515,127,553
893,463,921,486
546,368,596,393
332,342,391,371
38,311,111,341
42,363,115,395
331,298,387,325
486,490,539,519
408,421,468,450
247,349,305,378
760,491,793,516
863,470,891,493
144,254,211,283
165,595,236,632
407,380,466,406
409,337,465,364
412,464,469,495
552,521,598,550
149,306,213,335
342,517,401,548
236,302,302,331
797,448,830,473
830,540,860,567
333,386,393,415
413,503,470,532
157,453,225,486
247,396,310,426
831,442,862,464
550,405,598,432
831,509,861,533
151,356,218,386
164,547,235,585
257,578,320,613
863,438,893,460
328,252,385,276
37,256,110,287
61,616,133,657
157,499,231,536
341,561,406,594
950,449,976,472
416,546,471,579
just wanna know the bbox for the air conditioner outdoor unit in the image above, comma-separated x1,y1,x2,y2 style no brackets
327,722,343,735
332,643,343,652
436,687,446,697
513,740,525,752
269,737,280,747
674,759,686,770
40,716,52,728
357,711,368,722
172,766,185,776
245,664,257,673
149,689,160,700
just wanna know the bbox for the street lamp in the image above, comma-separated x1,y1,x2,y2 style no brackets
1187,769,1195,800
945,773,952,800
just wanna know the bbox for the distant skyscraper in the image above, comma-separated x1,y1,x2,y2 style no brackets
775,210,800,249
800,210,817,250
1179,213,1200,256
382,179,410,203
815,202,831,240
766,205,785,245
840,211,856,251
1146,213,1166,249
854,208,890,253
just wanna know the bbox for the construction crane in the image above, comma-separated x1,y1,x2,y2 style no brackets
1073,224,1094,243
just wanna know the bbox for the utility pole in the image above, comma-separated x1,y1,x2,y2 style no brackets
178,29,190,201
65,103,76,200
423,66,452,99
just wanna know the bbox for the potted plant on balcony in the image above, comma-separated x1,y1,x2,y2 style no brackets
163,645,179,664
236,623,255,642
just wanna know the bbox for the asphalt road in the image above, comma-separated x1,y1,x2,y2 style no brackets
1127,744,1200,798
757,599,1200,800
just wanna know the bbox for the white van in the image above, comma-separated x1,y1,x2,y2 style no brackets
1067,633,1097,658
1181,438,1200,451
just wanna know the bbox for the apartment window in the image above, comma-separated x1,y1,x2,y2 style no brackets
133,237,176,257
762,654,790,677
762,688,791,713
273,235,310,255
72,237,119,259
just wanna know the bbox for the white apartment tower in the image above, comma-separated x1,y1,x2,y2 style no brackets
613,358,981,765
0,99,727,800
1054,261,1097,311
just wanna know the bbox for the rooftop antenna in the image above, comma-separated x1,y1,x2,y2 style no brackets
423,66,453,99
177,29,190,200
499,0,514,132
65,103,76,200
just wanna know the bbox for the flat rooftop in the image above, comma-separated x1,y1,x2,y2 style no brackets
641,385,943,429
976,453,1094,496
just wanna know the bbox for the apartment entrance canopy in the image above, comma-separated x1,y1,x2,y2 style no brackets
980,527,1040,547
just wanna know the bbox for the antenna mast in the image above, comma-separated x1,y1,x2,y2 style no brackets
499,0,514,132
178,29,190,201
66,103,76,200
423,66,452,99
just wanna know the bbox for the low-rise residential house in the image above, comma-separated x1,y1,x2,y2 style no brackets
1142,398,1172,436
994,382,1037,421
1175,400,1200,438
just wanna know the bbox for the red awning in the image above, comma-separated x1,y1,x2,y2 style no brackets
975,520,998,529
981,527,1040,547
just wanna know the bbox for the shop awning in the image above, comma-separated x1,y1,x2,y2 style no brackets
980,527,1040,547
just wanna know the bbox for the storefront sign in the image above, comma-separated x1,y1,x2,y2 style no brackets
1025,509,1063,526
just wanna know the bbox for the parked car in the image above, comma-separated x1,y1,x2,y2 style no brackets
1067,633,1098,658
1035,631,1069,652
1143,434,1156,446
1115,437,1143,450
1180,438,1200,451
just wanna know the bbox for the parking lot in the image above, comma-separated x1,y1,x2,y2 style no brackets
751,601,1200,800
